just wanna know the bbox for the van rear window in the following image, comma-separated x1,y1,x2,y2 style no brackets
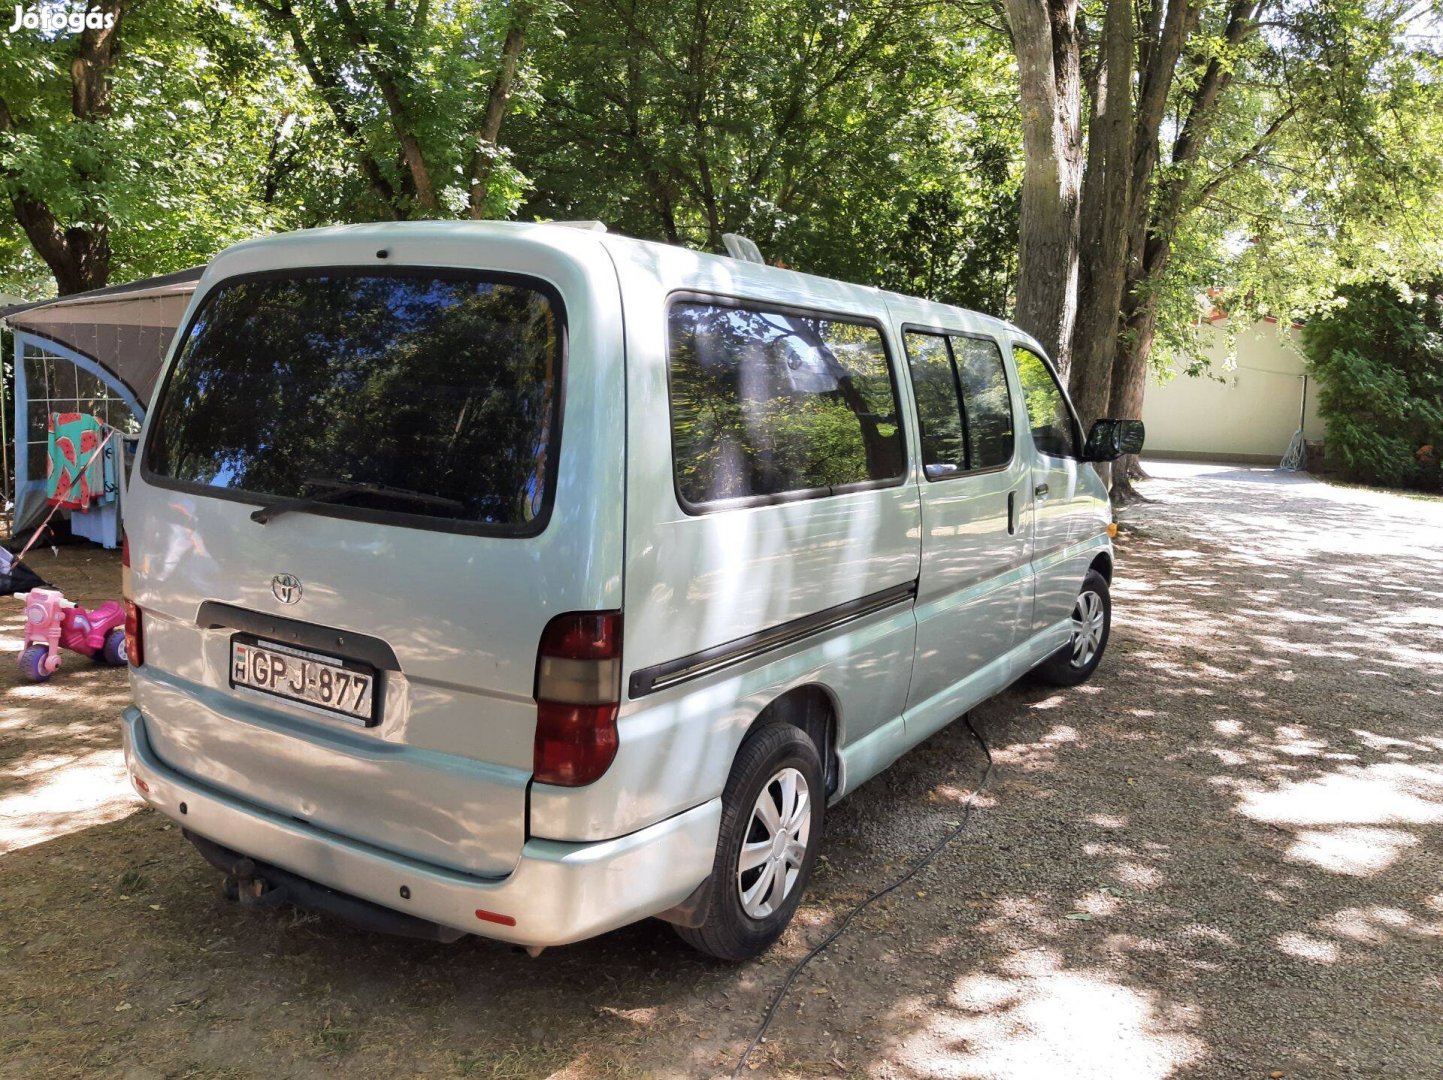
668,301,905,508
144,271,563,533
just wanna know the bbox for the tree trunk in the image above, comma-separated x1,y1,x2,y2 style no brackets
1106,288,1160,502
468,7,529,218
10,195,110,295
1105,0,1260,504
1003,0,1082,374
1068,0,1134,430
334,0,440,212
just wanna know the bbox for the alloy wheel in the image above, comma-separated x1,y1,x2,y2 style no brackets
1070,590,1106,668
736,766,811,919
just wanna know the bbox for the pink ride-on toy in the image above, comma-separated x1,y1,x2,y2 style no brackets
17,587,128,681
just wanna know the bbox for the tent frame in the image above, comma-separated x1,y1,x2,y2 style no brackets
11,328,145,534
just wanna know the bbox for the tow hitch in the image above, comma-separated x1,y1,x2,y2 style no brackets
222,856,289,908
185,830,465,943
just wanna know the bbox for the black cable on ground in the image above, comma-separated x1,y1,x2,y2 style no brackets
732,713,996,1077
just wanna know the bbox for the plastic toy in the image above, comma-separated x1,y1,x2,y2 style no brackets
17,587,128,681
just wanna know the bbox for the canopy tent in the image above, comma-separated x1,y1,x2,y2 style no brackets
2,266,203,536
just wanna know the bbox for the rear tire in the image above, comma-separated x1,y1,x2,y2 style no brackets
1035,569,1112,687
674,724,825,961
102,627,128,667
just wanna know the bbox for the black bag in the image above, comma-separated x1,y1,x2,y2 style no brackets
0,559,50,596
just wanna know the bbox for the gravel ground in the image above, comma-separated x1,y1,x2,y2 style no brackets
1,462,1441,1079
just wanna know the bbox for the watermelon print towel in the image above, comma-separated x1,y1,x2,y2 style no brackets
46,412,107,510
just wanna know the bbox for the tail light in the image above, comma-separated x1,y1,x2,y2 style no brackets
124,599,144,667
121,533,132,598
533,611,622,786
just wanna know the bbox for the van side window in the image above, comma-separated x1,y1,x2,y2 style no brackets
1013,345,1078,458
953,337,1014,469
903,331,1015,478
668,301,905,507
902,332,965,478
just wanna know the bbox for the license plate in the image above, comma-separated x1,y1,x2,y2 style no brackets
230,637,377,726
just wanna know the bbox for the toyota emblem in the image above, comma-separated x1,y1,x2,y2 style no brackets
271,573,302,605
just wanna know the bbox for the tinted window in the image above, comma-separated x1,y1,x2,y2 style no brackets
669,302,904,506
903,332,965,478
145,271,562,532
954,336,1014,469
1014,345,1077,458
904,331,1014,478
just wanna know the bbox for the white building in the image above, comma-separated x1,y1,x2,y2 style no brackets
1142,317,1326,463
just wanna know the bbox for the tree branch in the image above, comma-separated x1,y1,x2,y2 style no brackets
1189,103,1299,207
259,0,402,215
467,3,530,218
333,0,439,211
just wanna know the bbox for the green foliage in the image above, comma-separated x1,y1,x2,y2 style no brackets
1147,0,1443,376
1302,279,1443,491
0,0,320,290
512,0,1018,307
1,0,1440,355
245,0,546,222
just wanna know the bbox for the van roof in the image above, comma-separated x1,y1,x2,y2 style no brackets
210,219,1020,342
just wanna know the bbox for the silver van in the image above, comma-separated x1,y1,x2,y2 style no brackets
121,221,1143,959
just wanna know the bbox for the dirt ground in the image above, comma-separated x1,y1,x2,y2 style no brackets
2,462,1441,1080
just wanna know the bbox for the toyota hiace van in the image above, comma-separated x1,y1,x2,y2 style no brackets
121,221,1143,959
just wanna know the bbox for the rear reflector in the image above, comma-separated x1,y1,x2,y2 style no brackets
124,599,144,667
475,908,517,927
533,611,622,786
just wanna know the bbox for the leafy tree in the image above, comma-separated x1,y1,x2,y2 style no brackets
0,1,320,295
1302,279,1443,491
1002,0,1443,499
513,0,1020,307
248,0,541,220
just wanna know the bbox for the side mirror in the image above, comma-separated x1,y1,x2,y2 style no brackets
1083,418,1146,462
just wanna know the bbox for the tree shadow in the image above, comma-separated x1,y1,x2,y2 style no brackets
3,472,1441,1078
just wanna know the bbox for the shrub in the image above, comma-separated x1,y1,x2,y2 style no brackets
1302,280,1443,491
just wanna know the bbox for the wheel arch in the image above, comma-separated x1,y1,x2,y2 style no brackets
1089,550,1114,583
744,683,840,795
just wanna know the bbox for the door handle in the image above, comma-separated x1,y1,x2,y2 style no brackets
1034,483,1050,497
1007,491,1016,535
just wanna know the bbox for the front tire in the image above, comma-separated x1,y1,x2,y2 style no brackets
19,643,54,682
1035,569,1112,687
674,724,825,961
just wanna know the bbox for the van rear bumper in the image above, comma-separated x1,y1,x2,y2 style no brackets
122,706,720,947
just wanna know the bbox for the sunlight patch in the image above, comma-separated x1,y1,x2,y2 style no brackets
1286,827,1418,876
888,951,1204,1079
1236,762,1443,831
1275,931,1340,964
0,748,139,854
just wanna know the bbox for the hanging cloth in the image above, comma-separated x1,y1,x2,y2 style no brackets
46,412,107,510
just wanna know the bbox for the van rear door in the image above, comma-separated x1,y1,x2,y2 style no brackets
126,227,624,877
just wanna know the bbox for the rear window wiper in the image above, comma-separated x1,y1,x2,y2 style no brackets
250,479,465,524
